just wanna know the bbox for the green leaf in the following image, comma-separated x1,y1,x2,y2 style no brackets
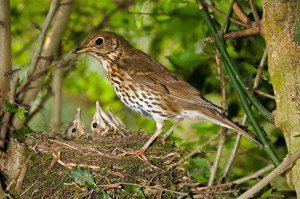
293,134,300,137
260,188,273,198
240,62,257,74
131,185,146,199
156,15,171,21
17,108,28,121
69,165,97,187
97,193,112,199
167,51,203,69
4,101,18,113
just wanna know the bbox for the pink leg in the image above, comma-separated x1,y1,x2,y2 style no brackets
134,121,165,161
160,118,184,144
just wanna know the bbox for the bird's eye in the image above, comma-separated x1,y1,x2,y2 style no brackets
95,37,104,45
92,123,97,128
71,128,77,133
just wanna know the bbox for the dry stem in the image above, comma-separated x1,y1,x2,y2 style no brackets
238,149,300,199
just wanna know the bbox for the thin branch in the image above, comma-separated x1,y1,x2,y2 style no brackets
231,0,251,25
208,51,227,186
233,164,274,185
168,134,219,169
249,0,260,22
44,151,60,175
15,164,27,193
17,59,70,95
237,148,300,199
220,0,236,34
191,164,274,193
251,89,275,100
203,1,248,27
253,48,268,89
98,182,189,196
28,0,60,76
204,26,260,43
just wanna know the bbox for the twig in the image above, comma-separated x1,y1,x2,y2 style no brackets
204,26,260,43
0,74,19,148
44,151,60,174
251,89,275,100
20,179,38,197
15,164,27,193
52,153,102,170
233,164,274,185
192,164,274,193
219,116,245,183
208,51,227,186
168,134,219,169
253,48,268,89
237,148,300,199
48,138,80,151
249,0,260,22
17,59,70,95
28,0,60,76
72,182,89,192
5,170,21,191
203,1,248,27
231,0,251,25
98,182,189,196
220,0,236,34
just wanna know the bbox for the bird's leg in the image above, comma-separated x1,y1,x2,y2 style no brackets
159,118,184,144
134,121,165,161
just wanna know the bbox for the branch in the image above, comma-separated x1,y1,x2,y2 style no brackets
237,149,300,199
204,26,260,43
17,59,70,95
203,1,248,27
249,0,260,22
28,0,60,76
197,0,280,166
231,0,251,26
208,51,227,186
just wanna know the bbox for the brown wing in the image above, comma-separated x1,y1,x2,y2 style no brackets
120,50,223,111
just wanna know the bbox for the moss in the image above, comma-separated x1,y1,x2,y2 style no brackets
7,132,191,198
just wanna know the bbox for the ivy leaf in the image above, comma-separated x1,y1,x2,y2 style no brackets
131,185,146,199
97,193,112,199
69,165,97,187
17,108,28,121
4,101,18,113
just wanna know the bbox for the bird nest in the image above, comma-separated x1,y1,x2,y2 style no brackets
9,132,193,198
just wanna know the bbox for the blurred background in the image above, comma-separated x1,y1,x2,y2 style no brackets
9,0,287,187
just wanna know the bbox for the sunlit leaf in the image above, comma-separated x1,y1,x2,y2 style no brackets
4,101,18,113
17,108,28,121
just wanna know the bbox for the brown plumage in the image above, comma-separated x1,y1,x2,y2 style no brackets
90,101,127,138
64,108,88,140
73,31,259,160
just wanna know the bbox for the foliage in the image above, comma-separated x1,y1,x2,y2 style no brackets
69,165,97,188
7,0,292,197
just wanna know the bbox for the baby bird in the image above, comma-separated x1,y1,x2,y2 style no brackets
64,108,88,139
90,101,127,138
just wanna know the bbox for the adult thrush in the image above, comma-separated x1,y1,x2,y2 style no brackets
73,31,258,160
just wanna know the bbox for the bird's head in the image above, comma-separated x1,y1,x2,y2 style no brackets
72,31,131,58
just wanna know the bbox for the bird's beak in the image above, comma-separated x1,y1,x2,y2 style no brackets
72,46,92,54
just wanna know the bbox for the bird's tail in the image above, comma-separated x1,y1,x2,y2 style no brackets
196,107,260,145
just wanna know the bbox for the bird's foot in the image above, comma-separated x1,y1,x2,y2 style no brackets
159,134,168,145
112,147,149,162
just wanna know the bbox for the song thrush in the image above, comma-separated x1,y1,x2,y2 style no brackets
73,31,258,160
91,101,127,137
65,108,88,139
